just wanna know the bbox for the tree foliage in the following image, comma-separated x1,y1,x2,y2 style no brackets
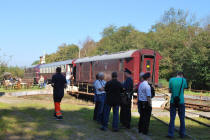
80,37,97,57
32,8,209,90
93,8,210,90
45,44,79,63
32,60,40,65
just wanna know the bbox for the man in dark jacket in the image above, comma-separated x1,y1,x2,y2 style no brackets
51,67,67,120
100,72,123,132
120,68,133,129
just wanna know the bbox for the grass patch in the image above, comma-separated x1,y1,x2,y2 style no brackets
184,90,210,96
157,116,210,140
0,95,135,140
0,95,209,140
159,79,169,88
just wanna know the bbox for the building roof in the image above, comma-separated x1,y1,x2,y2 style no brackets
75,50,137,63
39,59,73,68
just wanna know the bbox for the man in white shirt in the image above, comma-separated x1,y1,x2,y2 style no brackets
94,72,106,124
137,72,152,135
93,73,100,121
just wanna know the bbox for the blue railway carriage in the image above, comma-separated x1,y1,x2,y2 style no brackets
23,59,74,85
39,59,74,83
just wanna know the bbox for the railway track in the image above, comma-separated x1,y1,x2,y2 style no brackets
69,91,210,112
185,103,210,112
164,108,210,127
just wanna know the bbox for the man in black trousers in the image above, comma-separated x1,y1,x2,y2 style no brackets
51,67,67,120
101,72,123,131
138,72,152,135
120,68,133,129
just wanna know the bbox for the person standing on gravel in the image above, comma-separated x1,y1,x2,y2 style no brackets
167,71,187,139
51,67,67,120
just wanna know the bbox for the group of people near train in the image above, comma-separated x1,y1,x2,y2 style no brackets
92,68,152,134
51,66,187,138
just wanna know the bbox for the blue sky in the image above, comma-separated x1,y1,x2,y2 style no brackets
0,0,209,67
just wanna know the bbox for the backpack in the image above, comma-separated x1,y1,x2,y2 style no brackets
149,84,155,98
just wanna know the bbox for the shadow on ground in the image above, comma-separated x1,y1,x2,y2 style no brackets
0,99,209,140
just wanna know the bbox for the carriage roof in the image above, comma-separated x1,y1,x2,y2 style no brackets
75,50,137,63
39,59,73,68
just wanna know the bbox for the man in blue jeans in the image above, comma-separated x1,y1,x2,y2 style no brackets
95,72,106,124
167,72,187,139
93,73,100,121
100,72,123,132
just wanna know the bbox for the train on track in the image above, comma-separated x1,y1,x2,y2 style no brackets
23,49,162,93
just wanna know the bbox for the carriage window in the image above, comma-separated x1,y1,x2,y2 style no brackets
61,65,65,72
119,60,124,71
146,60,151,72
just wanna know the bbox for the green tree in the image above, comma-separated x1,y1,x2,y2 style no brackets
150,8,210,90
80,37,97,57
96,25,141,54
46,44,79,63
32,60,40,65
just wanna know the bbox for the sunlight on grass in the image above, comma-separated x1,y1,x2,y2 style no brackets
0,95,209,140
158,116,210,139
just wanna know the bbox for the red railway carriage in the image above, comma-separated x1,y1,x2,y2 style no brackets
74,49,162,86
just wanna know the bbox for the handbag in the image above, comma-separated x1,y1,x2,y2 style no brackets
173,78,183,108
120,92,129,105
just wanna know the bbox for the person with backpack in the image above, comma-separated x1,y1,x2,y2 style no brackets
137,72,152,135
167,72,187,139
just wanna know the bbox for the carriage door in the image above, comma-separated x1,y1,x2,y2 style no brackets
141,56,154,83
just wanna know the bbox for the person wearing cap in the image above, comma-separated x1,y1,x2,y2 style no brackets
94,72,106,124
100,72,123,131
134,72,145,92
51,67,67,120
167,72,187,139
138,72,152,135
120,68,133,129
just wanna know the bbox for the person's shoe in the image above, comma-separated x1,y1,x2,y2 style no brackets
180,135,186,139
166,135,173,139
126,125,131,129
53,113,57,118
100,127,107,131
142,132,148,135
56,116,63,120
112,129,119,132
